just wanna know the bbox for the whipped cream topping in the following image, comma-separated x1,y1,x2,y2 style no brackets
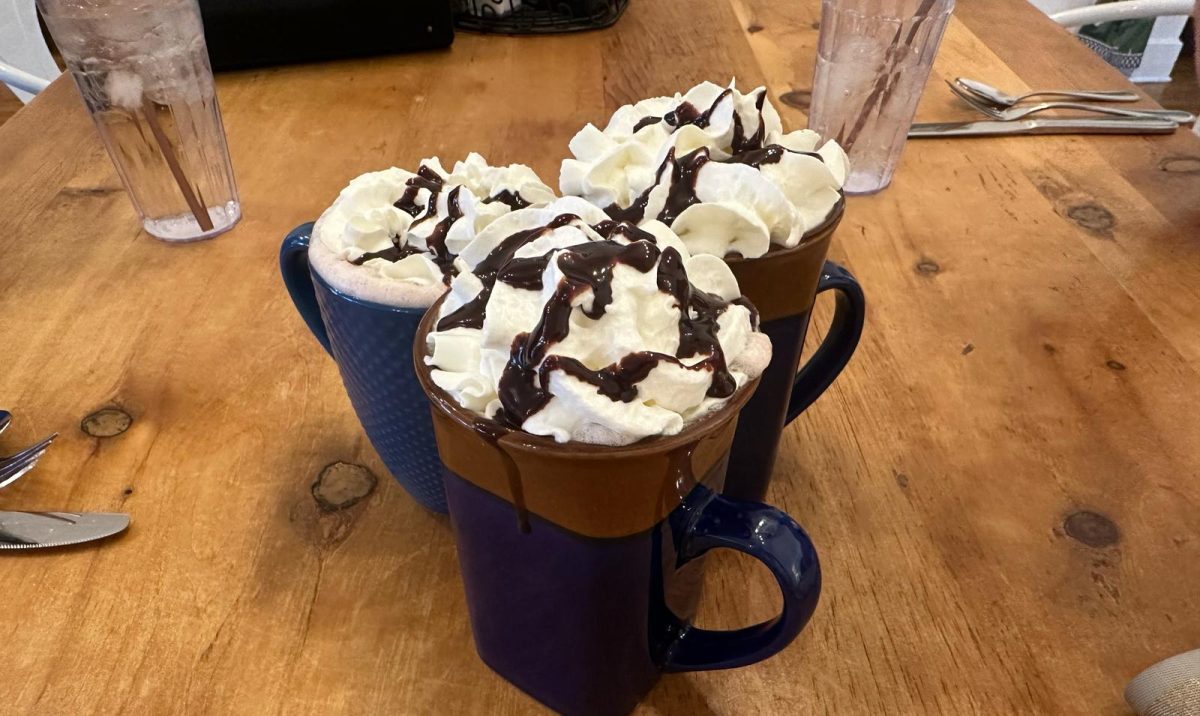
560,80,847,259
309,153,556,308
426,198,770,446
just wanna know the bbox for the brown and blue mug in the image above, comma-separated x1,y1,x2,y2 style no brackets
414,302,822,716
724,201,864,501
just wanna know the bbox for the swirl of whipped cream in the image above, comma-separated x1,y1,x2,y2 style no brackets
426,197,770,446
309,153,556,308
559,80,848,259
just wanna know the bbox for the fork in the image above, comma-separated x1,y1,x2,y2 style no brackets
947,81,1195,124
0,432,57,490
953,77,1139,107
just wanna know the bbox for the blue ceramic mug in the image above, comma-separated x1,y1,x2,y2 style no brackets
415,306,821,716
279,222,447,512
724,207,865,502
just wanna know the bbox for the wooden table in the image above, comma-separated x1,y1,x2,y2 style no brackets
3,1,1199,713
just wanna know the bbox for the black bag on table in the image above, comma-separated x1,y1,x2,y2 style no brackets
198,0,455,71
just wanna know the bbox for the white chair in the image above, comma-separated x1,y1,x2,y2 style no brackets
1051,0,1199,136
1050,0,1195,26
0,0,61,102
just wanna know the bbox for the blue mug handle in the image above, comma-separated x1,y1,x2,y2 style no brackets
280,222,332,356
663,484,821,671
785,260,865,424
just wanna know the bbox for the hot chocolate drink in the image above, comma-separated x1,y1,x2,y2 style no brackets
415,200,821,716
280,154,556,512
557,81,864,501
309,153,555,307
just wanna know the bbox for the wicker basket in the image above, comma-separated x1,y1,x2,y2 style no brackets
454,0,630,34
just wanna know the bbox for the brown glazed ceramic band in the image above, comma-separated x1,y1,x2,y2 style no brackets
725,198,845,323
414,298,759,539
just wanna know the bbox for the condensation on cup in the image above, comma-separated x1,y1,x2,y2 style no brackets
38,0,240,241
808,0,955,195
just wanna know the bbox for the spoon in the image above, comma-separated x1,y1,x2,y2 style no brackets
0,410,10,436
947,80,1193,123
955,77,1139,107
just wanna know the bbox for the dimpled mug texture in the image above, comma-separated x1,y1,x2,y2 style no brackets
281,223,447,513
312,276,447,512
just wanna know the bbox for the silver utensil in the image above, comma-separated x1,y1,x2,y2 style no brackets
0,410,11,436
0,511,129,549
0,433,57,490
955,77,1140,107
909,117,1179,138
948,81,1195,123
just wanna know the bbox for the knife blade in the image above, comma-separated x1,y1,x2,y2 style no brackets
0,511,129,550
909,117,1178,138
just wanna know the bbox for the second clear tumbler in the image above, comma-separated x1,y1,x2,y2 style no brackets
808,0,954,195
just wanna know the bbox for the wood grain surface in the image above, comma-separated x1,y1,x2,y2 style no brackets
2,1,1199,714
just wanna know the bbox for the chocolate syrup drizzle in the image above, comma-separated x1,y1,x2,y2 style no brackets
591,219,658,244
472,419,531,533
434,204,751,425
436,213,581,331
393,165,444,217
632,115,661,133
420,185,463,284
349,243,425,265
484,189,532,211
603,88,833,234
603,143,825,227
354,163,515,284
730,90,768,154
491,240,740,426
656,148,710,226
353,164,463,283
627,88,768,151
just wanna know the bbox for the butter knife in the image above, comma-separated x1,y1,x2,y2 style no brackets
909,117,1178,138
0,511,129,549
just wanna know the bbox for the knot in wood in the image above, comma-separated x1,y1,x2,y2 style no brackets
81,407,132,438
1105,359,1126,371
1158,156,1200,174
1065,203,1115,232
312,462,378,512
915,259,940,275
1064,510,1119,548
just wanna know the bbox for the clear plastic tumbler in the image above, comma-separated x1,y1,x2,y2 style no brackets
38,0,240,242
808,0,954,195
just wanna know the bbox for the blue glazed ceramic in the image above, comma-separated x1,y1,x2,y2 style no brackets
724,259,865,502
280,222,447,513
444,461,820,716
417,322,822,716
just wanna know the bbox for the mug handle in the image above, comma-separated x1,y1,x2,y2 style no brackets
662,484,821,672
279,222,332,355
785,260,865,424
